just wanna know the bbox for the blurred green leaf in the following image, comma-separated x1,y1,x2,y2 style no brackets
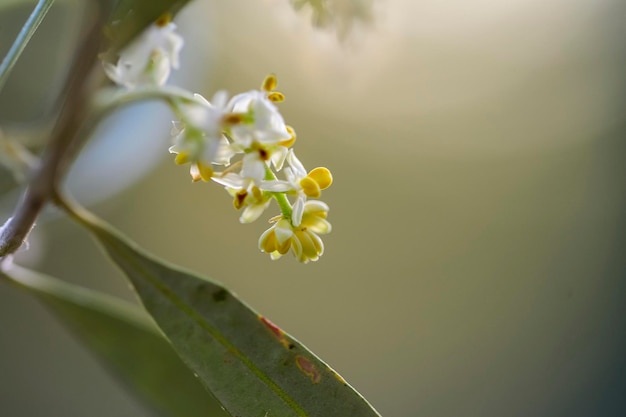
1,262,227,417
69,205,382,417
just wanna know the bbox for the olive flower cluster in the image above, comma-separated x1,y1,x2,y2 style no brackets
103,14,333,263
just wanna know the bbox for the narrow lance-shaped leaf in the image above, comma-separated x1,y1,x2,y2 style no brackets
0,262,227,417
64,201,382,417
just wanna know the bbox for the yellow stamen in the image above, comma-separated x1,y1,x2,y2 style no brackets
277,237,291,254
261,231,278,253
174,153,189,165
199,162,213,182
268,214,282,223
307,167,333,190
279,126,297,148
251,186,263,201
190,162,213,182
262,74,278,92
233,190,247,209
218,160,243,177
267,92,285,102
223,113,245,125
155,13,172,27
251,142,271,161
300,177,321,198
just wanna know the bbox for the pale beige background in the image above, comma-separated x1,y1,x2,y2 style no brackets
1,0,625,416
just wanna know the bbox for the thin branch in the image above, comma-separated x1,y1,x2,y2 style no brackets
0,6,105,258
0,0,55,94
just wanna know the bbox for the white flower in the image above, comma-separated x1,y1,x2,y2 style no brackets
225,125,294,184
284,149,333,226
212,172,291,194
168,92,235,182
104,14,184,89
227,75,291,147
212,173,290,223
227,182,271,224
228,90,290,146
258,200,331,263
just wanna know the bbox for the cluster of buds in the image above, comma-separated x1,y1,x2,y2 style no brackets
102,14,333,263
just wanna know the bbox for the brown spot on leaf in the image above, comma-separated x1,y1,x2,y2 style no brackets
259,316,284,338
295,355,321,384
259,316,294,350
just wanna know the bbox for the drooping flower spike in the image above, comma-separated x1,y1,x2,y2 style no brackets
103,24,334,263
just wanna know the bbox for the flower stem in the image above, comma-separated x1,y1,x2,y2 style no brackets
0,0,55,94
264,165,292,220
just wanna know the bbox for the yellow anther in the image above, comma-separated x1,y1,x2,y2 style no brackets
155,12,173,27
307,167,333,190
223,113,245,125
251,142,270,161
190,162,213,182
233,190,247,209
174,153,189,165
261,231,278,253
279,126,296,148
198,162,213,182
267,92,285,102
277,238,291,255
251,186,263,201
300,177,321,198
262,74,278,92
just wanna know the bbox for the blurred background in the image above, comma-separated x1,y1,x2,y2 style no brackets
1,0,625,416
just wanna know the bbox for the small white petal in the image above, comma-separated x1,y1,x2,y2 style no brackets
309,231,324,255
210,90,229,109
274,219,294,244
240,200,270,223
211,173,245,188
259,180,292,192
291,196,305,227
270,146,288,171
307,217,332,234
287,149,307,177
290,234,303,261
258,227,274,251
304,200,330,213
241,154,266,182
193,93,211,106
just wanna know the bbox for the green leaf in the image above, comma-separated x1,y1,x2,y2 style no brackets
1,263,227,417
68,205,382,417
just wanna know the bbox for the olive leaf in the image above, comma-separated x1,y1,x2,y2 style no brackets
1,263,227,417
64,200,382,417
